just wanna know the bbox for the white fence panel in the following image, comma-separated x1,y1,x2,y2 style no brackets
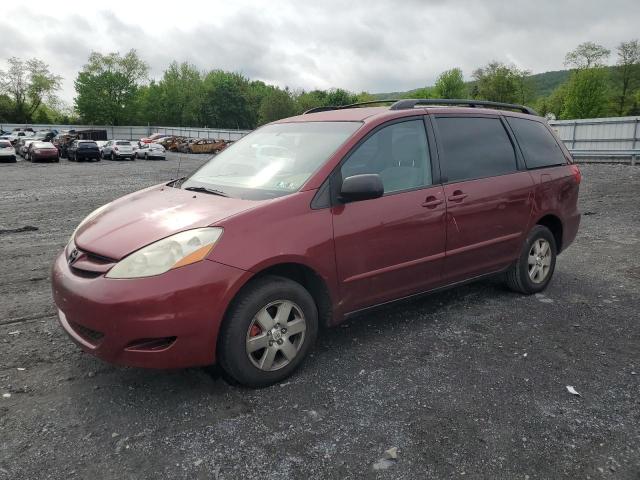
548,116,640,152
0,123,251,141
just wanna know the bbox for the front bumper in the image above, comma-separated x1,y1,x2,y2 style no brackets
51,250,249,368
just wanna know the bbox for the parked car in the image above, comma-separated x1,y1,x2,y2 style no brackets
135,142,166,160
67,140,101,162
22,137,47,159
27,141,59,162
95,140,106,156
139,133,166,144
102,140,135,160
0,139,16,162
52,99,581,387
17,138,36,157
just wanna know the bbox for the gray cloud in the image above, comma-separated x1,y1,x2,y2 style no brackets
2,0,638,102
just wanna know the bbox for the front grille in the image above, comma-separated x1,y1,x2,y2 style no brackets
69,247,116,277
69,321,104,345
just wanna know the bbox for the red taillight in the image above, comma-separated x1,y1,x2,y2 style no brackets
570,164,582,185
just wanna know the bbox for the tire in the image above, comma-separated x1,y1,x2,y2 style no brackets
111,152,115,161
145,153,148,160
218,275,318,388
505,225,557,294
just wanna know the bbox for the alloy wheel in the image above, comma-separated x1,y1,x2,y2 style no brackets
245,300,307,371
528,238,552,283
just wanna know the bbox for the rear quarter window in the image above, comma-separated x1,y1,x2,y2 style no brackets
435,116,517,182
507,117,567,169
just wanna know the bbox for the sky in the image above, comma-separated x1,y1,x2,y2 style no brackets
1,0,639,104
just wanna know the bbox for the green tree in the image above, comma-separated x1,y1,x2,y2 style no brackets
0,94,14,122
153,62,204,126
400,86,435,99
324,88,358,106
434,68,466,98
562,68,609,119
0,57,62,122
614,39,640,115
258,87,296,125
535,82,568,119
293,88,358,113
294,90,329,113
472,62,521,103
74,50,148,125
201,70,254,129
564,41,610,69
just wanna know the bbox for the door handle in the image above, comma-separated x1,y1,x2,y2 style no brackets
421,196,443,208
447,190,468,202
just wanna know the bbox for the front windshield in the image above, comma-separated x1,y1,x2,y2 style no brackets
182,121,361,200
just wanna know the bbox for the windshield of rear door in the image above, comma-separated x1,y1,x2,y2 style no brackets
180,121,362,200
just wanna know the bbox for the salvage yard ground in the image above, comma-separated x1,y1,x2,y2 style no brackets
0,156,638,479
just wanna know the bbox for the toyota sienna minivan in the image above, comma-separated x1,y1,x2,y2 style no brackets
52,99,581,387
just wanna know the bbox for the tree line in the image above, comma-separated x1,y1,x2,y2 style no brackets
1,40,638,128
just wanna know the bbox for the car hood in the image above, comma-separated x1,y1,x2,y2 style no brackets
74,184,259,260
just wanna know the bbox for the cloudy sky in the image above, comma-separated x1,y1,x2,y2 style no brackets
1,0,638,103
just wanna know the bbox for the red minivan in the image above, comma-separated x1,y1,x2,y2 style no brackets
51,99,581,387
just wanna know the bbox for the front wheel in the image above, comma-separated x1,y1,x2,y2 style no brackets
505,225,557,294
218,275,318,387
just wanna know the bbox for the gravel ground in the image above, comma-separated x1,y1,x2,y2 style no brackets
0,155,638,479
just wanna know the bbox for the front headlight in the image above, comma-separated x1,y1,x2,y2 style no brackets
105,227,223,279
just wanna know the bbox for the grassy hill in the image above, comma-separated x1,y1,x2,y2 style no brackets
374,66,619,100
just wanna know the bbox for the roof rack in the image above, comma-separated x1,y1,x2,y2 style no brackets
389,98,538,115
303,99,400,114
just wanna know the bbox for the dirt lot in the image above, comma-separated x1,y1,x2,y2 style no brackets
0,155,638,479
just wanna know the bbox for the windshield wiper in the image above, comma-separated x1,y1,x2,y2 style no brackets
184,186,229,197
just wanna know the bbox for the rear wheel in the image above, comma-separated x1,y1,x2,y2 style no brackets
111,152,115,161
505,225,557,294
218,275,318,387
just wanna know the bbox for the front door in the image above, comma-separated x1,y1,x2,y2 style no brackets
332,118,447,313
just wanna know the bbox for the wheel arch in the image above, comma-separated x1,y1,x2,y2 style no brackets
223,261,334,332
535,214,563,252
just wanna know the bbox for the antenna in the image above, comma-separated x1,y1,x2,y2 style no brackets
175,151,183,183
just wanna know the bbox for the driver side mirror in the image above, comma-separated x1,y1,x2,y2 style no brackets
339,174,384,202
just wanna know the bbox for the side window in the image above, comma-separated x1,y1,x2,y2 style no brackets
507,117,567,169
435,117,517,182
341,119,432,194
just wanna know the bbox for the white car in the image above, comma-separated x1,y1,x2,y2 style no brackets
135,142,166,160
0,140,16,162
95,141,107,156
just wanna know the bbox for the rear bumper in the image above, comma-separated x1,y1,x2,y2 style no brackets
51,250,250,368
76,151,100,159
32,153,58,161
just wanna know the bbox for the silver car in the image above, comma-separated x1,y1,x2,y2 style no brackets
102,140,135,160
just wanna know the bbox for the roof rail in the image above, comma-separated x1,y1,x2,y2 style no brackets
304,99,400,114
389,98,538,115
